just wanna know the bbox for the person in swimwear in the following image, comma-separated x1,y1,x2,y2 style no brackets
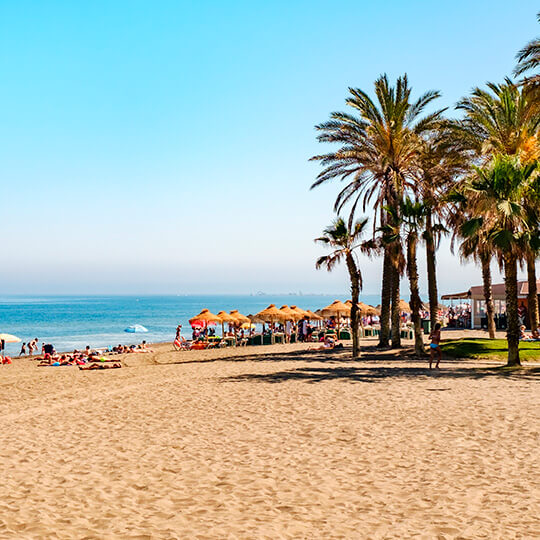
429,322,442,369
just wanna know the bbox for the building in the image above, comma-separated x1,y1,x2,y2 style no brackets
442,280,540,329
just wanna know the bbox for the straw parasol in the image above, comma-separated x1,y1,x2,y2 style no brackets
321,300,351,318
189,309,221,328
248,313,265,324
357,302,379,316
398,299,411,312
217,311,237,336
229,310,250,325
278,305,303,322
255,304,286,323
290,305,310,319
304,309,323,321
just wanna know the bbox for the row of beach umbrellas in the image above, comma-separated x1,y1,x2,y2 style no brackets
188,299,402,331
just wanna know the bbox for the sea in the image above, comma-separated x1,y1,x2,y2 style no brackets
0,294,382,356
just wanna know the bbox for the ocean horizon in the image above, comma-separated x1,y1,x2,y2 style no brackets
0,293,384,355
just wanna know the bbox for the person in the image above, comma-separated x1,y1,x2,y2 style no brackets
176,324,182,340
285,320,292,343
519,325,533,341
28,338,38,356
518,302,528,327
428,322,442,369
309,335,336,351
19,343,27,356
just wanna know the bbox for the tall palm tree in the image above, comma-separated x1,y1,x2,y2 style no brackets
455,79,540,332
455,79,539,159
457,217,497,339
381,200,426,355
311,74,444,348
514,12,540,87
416,127,469,329
315,217,369,358
464,156,539,366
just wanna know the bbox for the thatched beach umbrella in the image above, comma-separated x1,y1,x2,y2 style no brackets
357,302,379,316
217,311,236,336
255,304,286,323
189,309,221,335
321,300,351,318
321,300,351,331
279,305,303,322
229,310,250,325
398,299,411,313
305,309,323,321
290,305,310,319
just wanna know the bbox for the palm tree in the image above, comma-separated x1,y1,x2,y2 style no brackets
455,79,539,159
381,200,426,355
457,217,497,339
463,156,539,366
311,74,444,348
455,79,540,333
514,12,540,87
416,127,469,329
315,217,369,358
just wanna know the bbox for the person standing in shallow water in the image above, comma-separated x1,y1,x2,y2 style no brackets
429,322,442,369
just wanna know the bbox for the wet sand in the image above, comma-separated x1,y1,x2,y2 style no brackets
0,339,538,538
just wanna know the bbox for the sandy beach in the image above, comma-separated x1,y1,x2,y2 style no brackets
0,339,538,539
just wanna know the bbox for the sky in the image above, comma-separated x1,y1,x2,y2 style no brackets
0,0,538,296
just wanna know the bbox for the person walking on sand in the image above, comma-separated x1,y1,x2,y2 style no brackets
429,322,442,369
19,342,26,356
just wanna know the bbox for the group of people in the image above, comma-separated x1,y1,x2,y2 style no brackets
519,325,540,341
25,340,151,368
18,338,40,357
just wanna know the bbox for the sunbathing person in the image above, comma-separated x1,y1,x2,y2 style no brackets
174,336,189,350
520,325,533,341
79,362,122,370
309,336,336,351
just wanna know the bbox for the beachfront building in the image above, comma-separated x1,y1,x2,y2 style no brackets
442,280,540,330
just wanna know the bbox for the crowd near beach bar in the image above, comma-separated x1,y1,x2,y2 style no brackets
442,279,540,330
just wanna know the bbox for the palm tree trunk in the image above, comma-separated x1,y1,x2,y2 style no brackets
480,253,496,339
407,235,425,355
526,251,538,332
391,263,401,348
378,247,392,347
346,254,360,358
504,253,521,367
425,210,439,329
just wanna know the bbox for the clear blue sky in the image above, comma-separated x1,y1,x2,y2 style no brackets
0,1,537,295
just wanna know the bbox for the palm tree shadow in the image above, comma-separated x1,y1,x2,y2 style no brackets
222,364,540,384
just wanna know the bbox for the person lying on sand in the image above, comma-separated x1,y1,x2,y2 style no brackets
136,340,154,352
78,362,122,370
309,336,337,351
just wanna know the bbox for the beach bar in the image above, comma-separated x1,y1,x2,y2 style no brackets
442,280,540,329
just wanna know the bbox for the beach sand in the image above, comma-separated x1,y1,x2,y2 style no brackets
0,339,538,538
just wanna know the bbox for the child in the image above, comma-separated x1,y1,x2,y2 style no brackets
429,322,442,369
19,343,26,356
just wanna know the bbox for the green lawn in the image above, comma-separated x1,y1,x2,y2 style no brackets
440,338,540,361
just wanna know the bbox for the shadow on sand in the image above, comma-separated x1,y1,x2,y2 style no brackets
158,344,540,384
212,346,540,384
221,365,540,384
